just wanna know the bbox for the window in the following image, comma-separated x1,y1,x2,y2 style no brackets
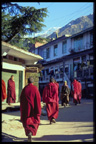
46,69,49,76
62,41,67,54
59,65,63,73
89,54,94,66
14,57,18,61
82,55,86,63
54,44,58,56
43,49,46,60
65,65,69,75
46,48,50,59
74,36,83,52
55,67,59,74
73,57,80,71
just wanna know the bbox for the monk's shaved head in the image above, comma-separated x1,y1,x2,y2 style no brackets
28,77,34,84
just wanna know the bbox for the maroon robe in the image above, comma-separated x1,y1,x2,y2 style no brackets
2,80,7,101
7,78,16,103
42,82,59,120
78,82,82,101
72,79,78,103
72,80,82,103
20,83,41,136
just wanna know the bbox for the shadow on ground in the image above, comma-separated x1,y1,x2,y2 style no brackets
2,133,27,142
33,134,93,142
2,132,93,142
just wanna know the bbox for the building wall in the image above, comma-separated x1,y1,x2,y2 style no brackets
42,39,71,62
38,28,93,97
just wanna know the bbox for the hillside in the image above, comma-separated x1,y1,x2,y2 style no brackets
47,14,93,39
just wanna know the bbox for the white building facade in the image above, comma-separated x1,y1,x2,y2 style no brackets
31,27,94,98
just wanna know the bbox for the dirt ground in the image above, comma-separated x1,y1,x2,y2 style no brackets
2,98,94,142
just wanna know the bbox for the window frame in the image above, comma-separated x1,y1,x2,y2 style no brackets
54,44,58,57
46,47,50,59
62,40,67,54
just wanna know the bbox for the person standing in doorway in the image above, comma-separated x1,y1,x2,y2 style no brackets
42,77,59,124
7,75,16,105
20,77,41,142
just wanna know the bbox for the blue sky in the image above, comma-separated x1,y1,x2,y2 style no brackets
13,2,94,37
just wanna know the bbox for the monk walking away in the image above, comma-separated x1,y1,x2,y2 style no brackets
7,75,16,105
72,79,82,105
42,77,59,124
20,77,41,142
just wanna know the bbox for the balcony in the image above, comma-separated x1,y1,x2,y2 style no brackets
77,67,93,79
39,72,64,83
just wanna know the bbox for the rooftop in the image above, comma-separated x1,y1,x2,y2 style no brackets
2,41,43,65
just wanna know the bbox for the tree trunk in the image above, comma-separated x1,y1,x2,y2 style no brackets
4,29,19,42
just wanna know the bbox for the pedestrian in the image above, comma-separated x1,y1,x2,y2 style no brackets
2,79,7,102
72,79,79,105
60,81,70,107
6,75,16,105
20,76,41,142
77,80,82,104
42,77,59,124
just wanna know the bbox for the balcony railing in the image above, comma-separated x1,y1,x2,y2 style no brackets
77,67,93,78
39,72,64,82
69,43,93,54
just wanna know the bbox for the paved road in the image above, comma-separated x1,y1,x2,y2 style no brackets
2,99,94,142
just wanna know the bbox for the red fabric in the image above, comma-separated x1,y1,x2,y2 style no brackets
78,82,82,101
2,80,7,101
72,79,78,102
72,80,82,103
7,79,16,103
20,83,41,136
42,82,59,120
46,102,59,120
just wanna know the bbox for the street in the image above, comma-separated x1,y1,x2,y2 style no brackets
2,98,94,142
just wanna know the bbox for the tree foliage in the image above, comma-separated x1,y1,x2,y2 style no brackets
1,2,48,50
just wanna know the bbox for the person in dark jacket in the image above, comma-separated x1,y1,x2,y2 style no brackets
60,81,70,107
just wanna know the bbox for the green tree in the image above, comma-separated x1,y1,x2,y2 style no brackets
1,2,48,50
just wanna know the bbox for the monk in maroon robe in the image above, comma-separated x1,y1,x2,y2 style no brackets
72,79,81,105
7,75,16,104
72,79,78,105
20,77,41,142
42,78,59,124
77,81,82,103
2,79,7,102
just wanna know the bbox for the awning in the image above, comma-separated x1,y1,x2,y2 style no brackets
2,62,25,71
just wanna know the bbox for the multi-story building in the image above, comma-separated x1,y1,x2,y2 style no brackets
29,27,94,98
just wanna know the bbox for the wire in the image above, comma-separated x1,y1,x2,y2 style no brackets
54,6,93,28
47,3,93,24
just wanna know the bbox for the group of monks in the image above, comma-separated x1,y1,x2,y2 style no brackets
2,75,82,142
